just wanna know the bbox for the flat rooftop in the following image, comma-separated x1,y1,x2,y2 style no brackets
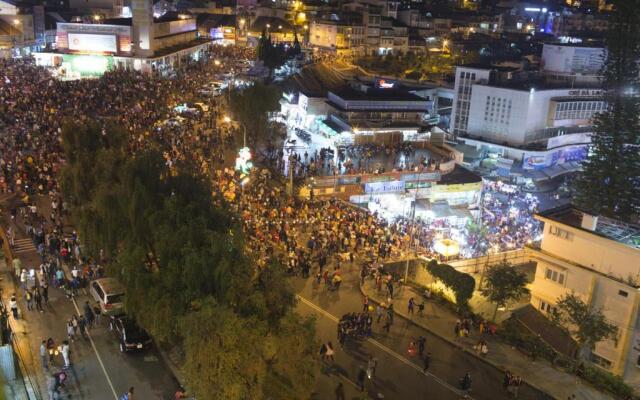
537,205,640,250
330,86,428,102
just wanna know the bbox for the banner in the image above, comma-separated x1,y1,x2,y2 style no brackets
68,33,117,53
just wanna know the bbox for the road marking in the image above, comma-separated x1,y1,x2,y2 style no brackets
296,295,472,399
70,297,119,400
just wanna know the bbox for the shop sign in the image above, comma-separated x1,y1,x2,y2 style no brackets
364,180,405,194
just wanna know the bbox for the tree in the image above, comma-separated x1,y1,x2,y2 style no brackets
60,121,318,398
229,83,282,145
480,261,530,321
574,0,640,220
551,293,618,361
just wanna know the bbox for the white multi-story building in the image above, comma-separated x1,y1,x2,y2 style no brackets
450,45,606,171
541,42,605,86
528,205,640,385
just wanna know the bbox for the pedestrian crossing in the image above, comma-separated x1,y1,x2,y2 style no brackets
11,238,37,254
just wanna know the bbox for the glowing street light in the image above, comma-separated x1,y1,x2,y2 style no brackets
214,59,221,66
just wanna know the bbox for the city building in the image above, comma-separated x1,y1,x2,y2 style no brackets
33,3,213,77
0,0,43,57
527,205,640,386
322,81,432,141
309,13,365,57
450,41,605,172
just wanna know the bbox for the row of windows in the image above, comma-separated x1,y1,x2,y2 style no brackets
555,101,605,112
545,267,566,285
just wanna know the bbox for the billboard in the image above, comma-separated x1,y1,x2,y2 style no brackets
364,180,405,194
522,145,589,170
68,33,117,53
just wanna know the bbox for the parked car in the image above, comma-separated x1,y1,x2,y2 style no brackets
90,278,125,316
109,314,153,353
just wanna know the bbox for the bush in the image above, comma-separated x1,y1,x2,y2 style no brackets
582,365,636,399
424,259,475,307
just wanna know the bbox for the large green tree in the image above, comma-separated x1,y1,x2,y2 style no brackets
551,293,618,361
229,83,282,145
574,0,640,220
60,121,317,399
480,261,530,321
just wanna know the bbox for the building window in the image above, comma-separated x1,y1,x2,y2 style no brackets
618,290,629,298
549,225,574,241
540,300,554,314
591,353,612,369
545,267,566,285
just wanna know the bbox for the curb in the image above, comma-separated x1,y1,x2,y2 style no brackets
358,282,554,399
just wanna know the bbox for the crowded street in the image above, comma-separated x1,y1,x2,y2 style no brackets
0,50,594,400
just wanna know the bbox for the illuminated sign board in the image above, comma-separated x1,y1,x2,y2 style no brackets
68,33,117,53
364,180,405,194
375,77,396,89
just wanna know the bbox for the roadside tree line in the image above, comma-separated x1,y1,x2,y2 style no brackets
60,121,317,399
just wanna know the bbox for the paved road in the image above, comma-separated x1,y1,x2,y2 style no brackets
1,202,180,400
293,264,553,400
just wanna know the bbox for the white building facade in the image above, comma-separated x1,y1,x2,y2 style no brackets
529,206,640,385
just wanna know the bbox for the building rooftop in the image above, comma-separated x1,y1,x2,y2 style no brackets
459,63,520,72
438,164,482,185
330,86,427,102
537,205,640,250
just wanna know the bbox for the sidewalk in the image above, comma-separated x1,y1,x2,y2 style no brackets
361,280,613,400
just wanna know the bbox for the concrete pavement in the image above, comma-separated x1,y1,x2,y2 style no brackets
292,260,553,400
361,279,614,400
0,199,181,400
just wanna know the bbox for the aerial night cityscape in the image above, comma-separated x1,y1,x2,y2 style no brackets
0,0,638,398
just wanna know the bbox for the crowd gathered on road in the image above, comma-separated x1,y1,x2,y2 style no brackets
0,47,547,399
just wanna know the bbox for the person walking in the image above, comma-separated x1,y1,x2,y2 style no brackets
335,382,345,400
93,303,102,326
325,342,335,362
366,355,377,380
34,289,43,312
41,281,49,305
362,295,369,313
423,352,431,373
408,297,415,315
61,340,70,368
24,289,33,311
78,316,87,339
460,372,472,391
67,319,75,342
417,336,426,357
9,294,18,320
40,340,48,370
375,304,383,323
84,301,95,329
357,367,366,392
120,386,134,400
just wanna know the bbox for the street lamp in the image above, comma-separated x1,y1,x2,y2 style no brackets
214,59,221,66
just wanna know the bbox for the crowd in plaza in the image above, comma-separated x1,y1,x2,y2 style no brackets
0,48,547,398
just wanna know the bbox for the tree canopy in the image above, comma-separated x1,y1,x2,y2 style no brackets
480,261,530,321
60,121,317,399
551,293,618,360
228,82,282,146
574,0,640,220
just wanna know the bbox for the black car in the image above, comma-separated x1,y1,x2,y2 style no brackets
109,315,153,353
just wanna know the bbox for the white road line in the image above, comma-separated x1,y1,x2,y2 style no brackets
71,297,119,400
296,295,472,399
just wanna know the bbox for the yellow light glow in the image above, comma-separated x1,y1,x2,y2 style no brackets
224,116,232,123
